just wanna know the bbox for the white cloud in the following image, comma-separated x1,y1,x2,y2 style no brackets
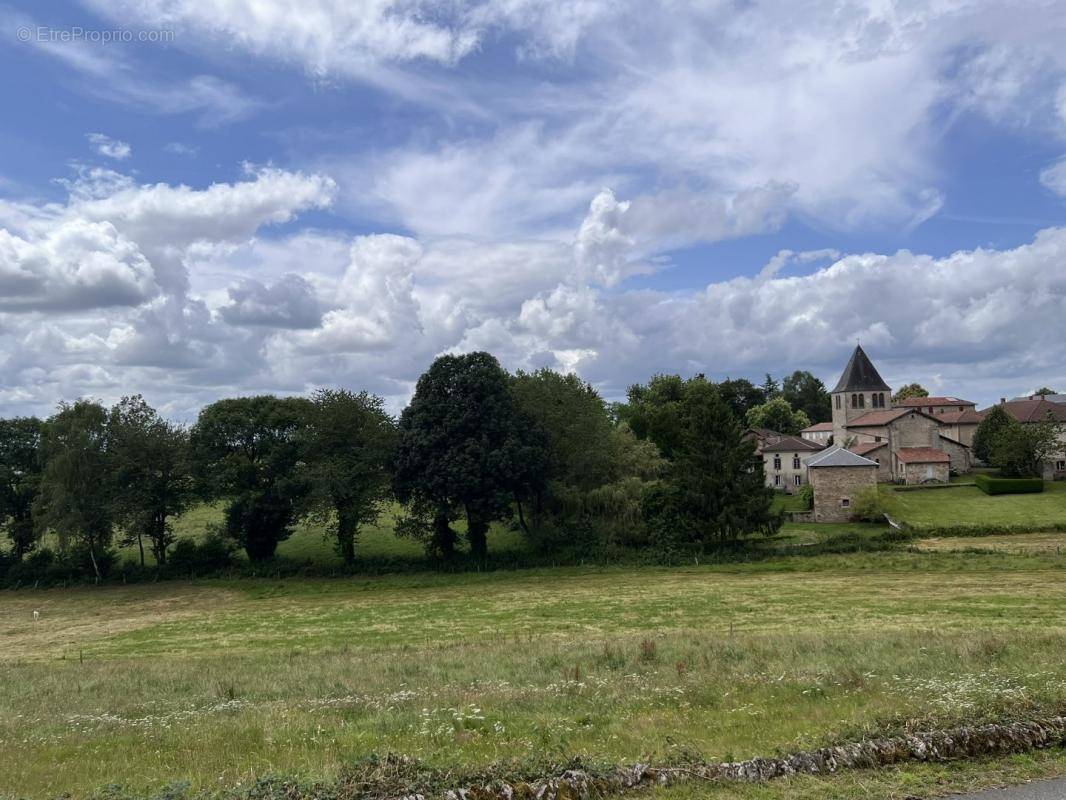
0,219,155,311
87,133,132,160
1040,158,1066,197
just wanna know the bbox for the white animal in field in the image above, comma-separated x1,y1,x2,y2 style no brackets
33,610,39,622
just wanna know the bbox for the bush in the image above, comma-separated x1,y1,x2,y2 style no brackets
973,474,1044,495
797,484,814,510
168,529,236,573
849,486,887,522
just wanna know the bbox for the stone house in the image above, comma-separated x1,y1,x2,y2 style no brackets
746,428,825,493
894,447,951,484
806,446,879,522
800,421,834,445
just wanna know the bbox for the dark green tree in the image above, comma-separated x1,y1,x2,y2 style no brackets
781,370,831,423
510,369,661,546
990,416,1061,478
972,405,1013,464
745,397,811,435
0,417,43,559
301,389,397,565
190,396,311,561
34,401,115,578
393,352,544,559
641,378,778,548
760,373,780,400
1034,387,1057,396
716,378,767,420
892,383,929,403
108,396,194,566
616,374,689,459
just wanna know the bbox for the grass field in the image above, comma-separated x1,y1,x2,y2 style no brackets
4,546,1066,798
884,480,1066,531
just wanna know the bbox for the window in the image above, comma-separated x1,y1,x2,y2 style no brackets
879,393,885,407
835,395,841,409
774,474,781,486
859,394,865,408
851,393,857,408
773,456,781,470
792,455,801,469
794,475,802,486
1057,460,1066,471
841,497,851,507
875,436,882,442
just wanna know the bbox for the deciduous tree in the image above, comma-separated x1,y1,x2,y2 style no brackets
745,397,811,435
0,417,43,560
892,383,929,402
301,389,397,565
108,396,194,566
781,370,831,424
34,401,114,578
190,396,311,561
393,353,544,559
973,405,1013,464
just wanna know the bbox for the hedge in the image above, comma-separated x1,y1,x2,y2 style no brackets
974,474,1045,495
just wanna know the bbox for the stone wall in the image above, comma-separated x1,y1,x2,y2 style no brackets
938,435,972,474
809,464,877,522
900,460,949,485
421,716,1066,800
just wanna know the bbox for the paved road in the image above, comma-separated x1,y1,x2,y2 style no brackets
949,778,1066,799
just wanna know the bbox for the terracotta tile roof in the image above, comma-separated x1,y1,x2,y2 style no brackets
894,396,976,407
984,398,1066,424
760,434,826,453
896,447,951,464
937,408,984,425
801,422,834,432
846,408,912,427
850,441,886,456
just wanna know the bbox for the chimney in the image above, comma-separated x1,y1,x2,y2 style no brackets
1000,397,1006,404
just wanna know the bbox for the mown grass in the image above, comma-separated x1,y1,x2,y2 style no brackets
3,549,1066,798
884,480,1066,531
915,532,1066,554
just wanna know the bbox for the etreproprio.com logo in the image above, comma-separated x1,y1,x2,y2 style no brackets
17,26,175,44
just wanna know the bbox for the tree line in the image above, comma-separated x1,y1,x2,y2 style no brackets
0,354,828,580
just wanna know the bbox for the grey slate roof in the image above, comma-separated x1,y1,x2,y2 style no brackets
806,445,880,468
831,345,891,393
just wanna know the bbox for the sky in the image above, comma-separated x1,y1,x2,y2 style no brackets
1,0,1066,420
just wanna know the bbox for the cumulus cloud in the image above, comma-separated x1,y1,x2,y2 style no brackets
0,219,155,312
87,133,132,160
220,275,323,329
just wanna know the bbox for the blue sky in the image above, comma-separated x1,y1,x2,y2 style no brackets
1,0,1066,418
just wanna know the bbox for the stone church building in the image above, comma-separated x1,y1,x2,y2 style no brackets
830,345,972,483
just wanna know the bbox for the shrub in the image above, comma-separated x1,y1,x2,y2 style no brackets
797,484,814,510
849,486,887,522
168,529,236,573
973,474,1044,495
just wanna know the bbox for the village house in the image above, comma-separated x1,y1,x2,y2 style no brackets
746,428,825,493
800,421,833,445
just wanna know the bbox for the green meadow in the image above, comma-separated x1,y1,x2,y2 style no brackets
4,485,1066,799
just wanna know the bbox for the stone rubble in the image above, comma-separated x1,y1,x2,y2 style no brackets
432,717,1066,800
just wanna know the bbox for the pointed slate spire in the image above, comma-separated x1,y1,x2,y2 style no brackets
831,345,891,393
